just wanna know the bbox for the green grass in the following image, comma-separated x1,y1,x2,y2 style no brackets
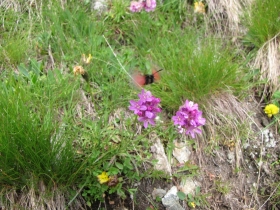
0,63,82,186
243,0,280,49
152,33,241,111
0,10,30,66
0,0,279,208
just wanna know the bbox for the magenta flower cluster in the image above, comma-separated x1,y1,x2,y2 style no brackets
172,100,206,138
129,90,206,138
129,0,156,13
129,89,161,128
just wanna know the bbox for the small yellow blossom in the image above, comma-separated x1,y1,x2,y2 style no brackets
194,1,205,14
188,201,196,208
82,54,92,64
264,104,279,118
73,65,85,76
97,171,109,184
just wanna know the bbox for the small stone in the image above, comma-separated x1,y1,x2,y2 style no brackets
162,195,184,210
227,151,235,164
164,186,178,199
180,177,200,195
162,186,184,210
91,0,108,15
150,134,172,175
152,188,166,200
262,129,269,135
150,145,157,153
133,182,141,187
243,143,250,149
249,152,255,159
162,194,176,205
264,137,269,142
172,140,191,164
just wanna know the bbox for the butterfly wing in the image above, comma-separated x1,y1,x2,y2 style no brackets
152,69,161,81
132,68,162,87
132,71,146,87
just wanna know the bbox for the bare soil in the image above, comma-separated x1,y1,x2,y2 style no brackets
91,98,280,210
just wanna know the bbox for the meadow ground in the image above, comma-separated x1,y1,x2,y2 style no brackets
1,0,280,209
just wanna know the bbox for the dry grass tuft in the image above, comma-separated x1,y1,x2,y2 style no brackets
203,92,253,167
75,88,98,121
205,0,252,36
205,92,250,126
109,107,144,135
0,180,86,210
195,92,271,209
251,33,280,100
0,0,43,15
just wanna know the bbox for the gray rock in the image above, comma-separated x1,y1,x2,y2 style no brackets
227,151,235,164
150,134,172,175
152,188,166,200
91,0,108,15
172,140,191,164
162,195,184,210
180,177,201,195
162,186,184,210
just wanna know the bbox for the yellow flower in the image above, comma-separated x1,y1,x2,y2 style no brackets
82,54,92,64
188,201,196,208
264,104,279,118
97,172,109,184
194,1,205,14
73,65,85,75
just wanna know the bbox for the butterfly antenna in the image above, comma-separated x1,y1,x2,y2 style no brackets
153,69,163,75
103,35,142,88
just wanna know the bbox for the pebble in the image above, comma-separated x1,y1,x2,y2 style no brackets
162,195,184,210
180,177,200,195
150,136,172,175
172,140,191,164
152,188,166,200
91,0,108,15
162,186,184,210
227,151,235,164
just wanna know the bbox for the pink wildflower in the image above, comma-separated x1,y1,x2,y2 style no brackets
172,100,206,138
129,1,144,12
143,0,156,12
129,89,161,128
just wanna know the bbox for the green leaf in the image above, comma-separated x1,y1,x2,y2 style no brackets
123,159,133,170
115,162,123,170
86,201,91,207
177,191,186,200
195,186,201,194
18,64,30,78
128,188,137,194
30,59,41,76
109,167,119,175
272,91,280,100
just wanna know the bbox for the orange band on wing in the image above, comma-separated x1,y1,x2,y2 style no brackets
152,69,161,81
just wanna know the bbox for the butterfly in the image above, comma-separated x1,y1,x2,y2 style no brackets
133,69,163,87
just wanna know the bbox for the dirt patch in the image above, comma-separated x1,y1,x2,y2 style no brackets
90,179,172,210
191,97,280,210
92,97,280,210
